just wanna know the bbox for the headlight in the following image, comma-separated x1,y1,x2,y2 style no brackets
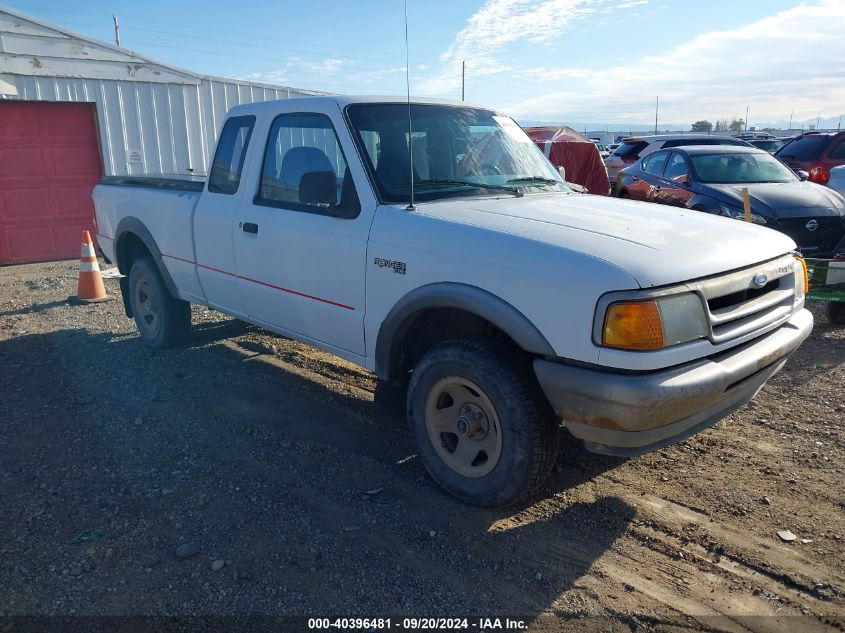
718,202,768,225
794,256,808,299
602,292,708,350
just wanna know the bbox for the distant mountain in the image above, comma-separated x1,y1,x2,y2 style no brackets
518,115,843,133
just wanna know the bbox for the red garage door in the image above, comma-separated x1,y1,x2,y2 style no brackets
0,101,103,264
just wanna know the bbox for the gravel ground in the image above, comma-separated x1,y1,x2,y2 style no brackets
0,260,843,632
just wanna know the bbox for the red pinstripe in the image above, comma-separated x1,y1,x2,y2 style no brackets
161,253,356,311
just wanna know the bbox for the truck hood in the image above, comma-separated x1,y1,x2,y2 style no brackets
704,181,845,218
415,192,796,288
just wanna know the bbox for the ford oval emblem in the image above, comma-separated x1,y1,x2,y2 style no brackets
751,273,769,288
805,219,819,232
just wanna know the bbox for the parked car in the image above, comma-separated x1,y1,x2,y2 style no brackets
607,142,620,153
829,165,845,200
605,134,752,185
776,131,845,185
749,138,784,154
738,132,775,141
616,145,845,258
591,139,610,158
93,96,813,506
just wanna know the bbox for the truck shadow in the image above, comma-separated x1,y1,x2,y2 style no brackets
0,326,635,621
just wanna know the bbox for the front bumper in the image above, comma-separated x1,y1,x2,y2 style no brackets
534,308,813,457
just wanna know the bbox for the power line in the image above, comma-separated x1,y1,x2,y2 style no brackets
9,4,406,61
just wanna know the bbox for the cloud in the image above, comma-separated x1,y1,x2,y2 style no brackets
616,0,647,8
417,0,603,95
243,56,352,84
345,66,407,85
502,0,845,124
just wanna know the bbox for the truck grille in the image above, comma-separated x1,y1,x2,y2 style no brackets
687,255,797,344
776,216,844,255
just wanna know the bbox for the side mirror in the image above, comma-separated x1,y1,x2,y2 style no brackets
299,171,338,206
796,170,809,181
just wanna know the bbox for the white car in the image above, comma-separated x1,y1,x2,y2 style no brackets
829,165,845,199
94,96,812,506
605,134,753,184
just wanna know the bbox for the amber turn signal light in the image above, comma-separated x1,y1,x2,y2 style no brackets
794,256,809,294
603,300,665,350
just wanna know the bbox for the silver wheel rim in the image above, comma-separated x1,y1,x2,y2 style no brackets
423,376,503,478
135,278,159,337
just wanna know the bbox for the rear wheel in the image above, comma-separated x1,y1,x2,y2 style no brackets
127,256,191,348
407,338,560,506
828,301,845,326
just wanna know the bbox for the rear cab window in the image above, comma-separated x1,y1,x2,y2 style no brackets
208,115,255,194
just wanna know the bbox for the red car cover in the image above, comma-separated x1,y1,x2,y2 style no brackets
524,126,611,196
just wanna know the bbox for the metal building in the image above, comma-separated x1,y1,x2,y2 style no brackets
0,7,322,264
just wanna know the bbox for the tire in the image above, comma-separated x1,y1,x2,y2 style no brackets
828,301,845,326
407,337,560,507
127,256,191,348
618,189,629,198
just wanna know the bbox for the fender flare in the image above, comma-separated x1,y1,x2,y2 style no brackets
113,217,180,299
374,282,555,381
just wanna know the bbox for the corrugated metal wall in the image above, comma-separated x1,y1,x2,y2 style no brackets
2,75,319,176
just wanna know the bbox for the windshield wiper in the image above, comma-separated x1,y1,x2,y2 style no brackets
406,179,523,197
507,176,560,185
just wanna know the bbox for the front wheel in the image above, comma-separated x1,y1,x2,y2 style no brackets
127,256,191,348
407,338,560,506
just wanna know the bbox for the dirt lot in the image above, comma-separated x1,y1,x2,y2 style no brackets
1,260,843,632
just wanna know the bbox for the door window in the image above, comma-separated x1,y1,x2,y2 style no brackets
663,153,689,181
208,116,255,194
256,113,360,218
642,151,669,175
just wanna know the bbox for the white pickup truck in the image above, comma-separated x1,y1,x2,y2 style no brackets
94,96,813,506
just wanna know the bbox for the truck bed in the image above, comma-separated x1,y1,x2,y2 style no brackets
100,175,206,192
94,175,206,303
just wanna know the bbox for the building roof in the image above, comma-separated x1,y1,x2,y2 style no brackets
0,6,323,93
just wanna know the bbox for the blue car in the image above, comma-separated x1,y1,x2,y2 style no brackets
617,145,845,258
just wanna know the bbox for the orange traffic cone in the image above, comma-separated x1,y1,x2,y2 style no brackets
73,230,111,303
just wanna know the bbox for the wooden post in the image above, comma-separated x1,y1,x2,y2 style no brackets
742,187,752,222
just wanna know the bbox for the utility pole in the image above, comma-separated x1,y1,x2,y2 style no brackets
744,105,749,131
816,110,821,131
112,15,120,47
461,60,465,102
838,114,842,132
654,95,659,134
788,110,793,131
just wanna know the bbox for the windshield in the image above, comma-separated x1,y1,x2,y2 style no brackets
751,140,783,153
690,152,797,184
345,104,568,203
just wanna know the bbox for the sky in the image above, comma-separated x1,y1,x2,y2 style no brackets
6,0,845,128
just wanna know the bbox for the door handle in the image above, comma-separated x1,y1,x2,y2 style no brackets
241,222,258,234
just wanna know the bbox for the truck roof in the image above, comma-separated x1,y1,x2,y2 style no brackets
227,95,490,116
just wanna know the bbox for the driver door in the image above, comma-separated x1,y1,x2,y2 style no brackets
232,109,371,358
